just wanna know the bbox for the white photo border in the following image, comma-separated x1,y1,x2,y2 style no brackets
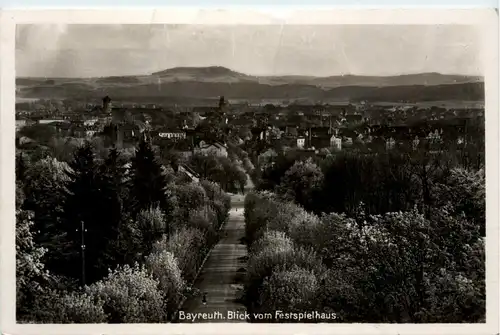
1,8,498,335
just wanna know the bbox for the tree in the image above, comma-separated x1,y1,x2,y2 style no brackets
19,123,57,146
259,266,319,317
277,158,323,210
173,182,207,224
16,152,28,182
86,264,167,323
64,142,121,283
268,127,282,140
94,148,132,272
166,227,206,282
130,139,168,215
137,206,168,255
23,157,72,274
16,210,50,321
433,167,485,235
188,152,221,180
145,249,185,315
238,126,252,141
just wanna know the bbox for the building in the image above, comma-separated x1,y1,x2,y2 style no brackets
195,141,228,157
157,129,187,140
386,137,396,150
330,135,342,151
297,137,306,149
37,118,65,125
84,118,99,126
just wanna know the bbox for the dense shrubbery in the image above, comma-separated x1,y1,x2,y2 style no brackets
16,138,232,323
244,178,485,322
245,148,485,322
85,264,166,323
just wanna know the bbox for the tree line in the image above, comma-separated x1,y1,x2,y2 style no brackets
242,145,485,322
16,139,231,323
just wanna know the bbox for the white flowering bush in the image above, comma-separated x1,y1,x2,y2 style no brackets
166,227,206,282
259,266,319,315
86,264,166,323
16,210,50,321
145,249,185,314
243,189,485,322
50,290,108,323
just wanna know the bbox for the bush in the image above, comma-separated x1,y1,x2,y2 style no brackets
86,264,166,323
136,206,167,253
166,227,206,283
244,192,278,245
145,249,185,314
52,290,108,323
16,210,50,320
21,288,107,323
433,168,485,235
250,230,293,255
246,232,324,313
259,266,319,317
188,207,216,233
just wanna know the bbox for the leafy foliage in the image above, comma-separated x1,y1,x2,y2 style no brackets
165,227,206,283
16,210,50,321
86,264,166,323
259,266,319,316
130,139,168,215
145,248,185,315
243,189,485,323
23,157,72,275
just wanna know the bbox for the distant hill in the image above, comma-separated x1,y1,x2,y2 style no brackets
16,66,484,103
152,66,248,78
95,76,140,84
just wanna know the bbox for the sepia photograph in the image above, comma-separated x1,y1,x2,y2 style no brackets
1,8,498,334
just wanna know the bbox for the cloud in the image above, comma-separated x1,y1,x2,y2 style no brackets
16,24,482,77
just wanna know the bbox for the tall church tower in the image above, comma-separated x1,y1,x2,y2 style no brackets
109,96,125,149
103,96,112,114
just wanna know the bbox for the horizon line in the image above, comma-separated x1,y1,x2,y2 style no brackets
16,66,484,80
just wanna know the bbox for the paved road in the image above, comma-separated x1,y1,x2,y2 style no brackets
177,193,249,323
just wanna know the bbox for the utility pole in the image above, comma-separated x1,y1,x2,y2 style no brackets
76,220,87,287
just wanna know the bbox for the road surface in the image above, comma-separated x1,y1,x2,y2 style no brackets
176,193,249,323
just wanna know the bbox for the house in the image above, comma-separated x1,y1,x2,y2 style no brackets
37,118,65,125
386,137,396,150
196,141,228,157
412,136,420,150
330,135,342,151
83,118,99,126
297,137,306,149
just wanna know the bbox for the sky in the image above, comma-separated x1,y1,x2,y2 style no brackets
16,24,482,78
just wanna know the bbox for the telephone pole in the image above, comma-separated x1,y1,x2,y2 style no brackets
76,220,87,287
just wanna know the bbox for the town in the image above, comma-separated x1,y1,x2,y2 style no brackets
16,94,485,171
